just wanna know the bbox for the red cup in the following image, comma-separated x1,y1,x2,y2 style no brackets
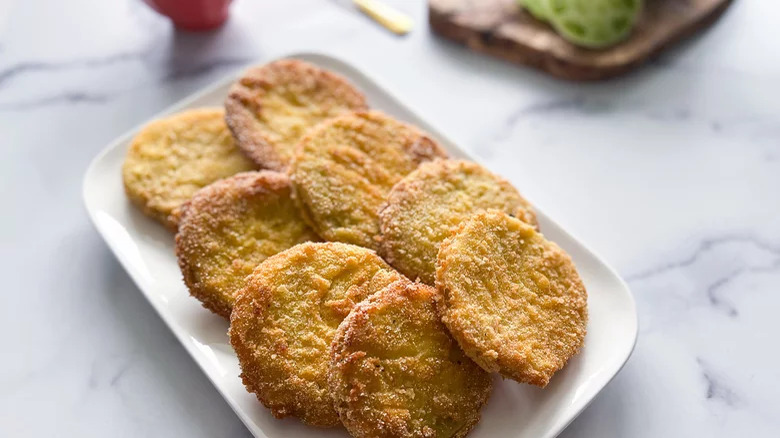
143,0,232,31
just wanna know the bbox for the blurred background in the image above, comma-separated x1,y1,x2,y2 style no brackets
0,0,778,437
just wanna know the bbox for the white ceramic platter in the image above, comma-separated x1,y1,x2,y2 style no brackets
83,52,638,438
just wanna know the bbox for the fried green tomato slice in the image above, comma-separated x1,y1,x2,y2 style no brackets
290,110,448,251
225,59,368,171
436,210,587,387
330,280,492,438
175,171,319,318
229,242,405,427
379,159,538,285
122,108,256,230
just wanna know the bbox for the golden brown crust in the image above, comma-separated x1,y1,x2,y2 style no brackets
224,59,368,171
229,242,404,427
175,171,318,318
379,159,538,284
290,110,448,251
122,108,256,230
435,210,587,387
330,280,492,438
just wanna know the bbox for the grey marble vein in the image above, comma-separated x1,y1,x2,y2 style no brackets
704,275,740,317
0,56,253,111
162,56,252,81
0,51,151,88
0,91,110,111
487,97,585,143
697,358,744,408
706,257,780,316
627,235,780,282
109,362,132,387
626,235,780,319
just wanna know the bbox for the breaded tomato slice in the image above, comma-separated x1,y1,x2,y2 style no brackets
225,59,368,171
122,108,256,230
290,110,447,250
330,280,492,438
436,210,587,387
175,171,318,318
229,242,404,427
379,159,537,284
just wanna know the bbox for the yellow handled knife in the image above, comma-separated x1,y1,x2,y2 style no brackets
353,0,413,35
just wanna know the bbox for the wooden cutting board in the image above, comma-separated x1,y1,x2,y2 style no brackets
429,0,734,80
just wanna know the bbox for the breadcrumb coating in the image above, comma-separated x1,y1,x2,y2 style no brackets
436,210,587,387
290,111,448,251
330,280,492,438
122,108,256,230
229,242,404,427
225,59,368,171
379,159,537,284
175,171,318,318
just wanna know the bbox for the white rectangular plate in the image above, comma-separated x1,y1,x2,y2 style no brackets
83,52,638,438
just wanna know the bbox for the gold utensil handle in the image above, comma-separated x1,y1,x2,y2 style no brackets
353,0,413,35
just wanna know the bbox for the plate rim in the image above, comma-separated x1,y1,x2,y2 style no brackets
82,50,638,438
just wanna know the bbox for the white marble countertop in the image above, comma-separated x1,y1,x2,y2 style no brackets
1,0,778,436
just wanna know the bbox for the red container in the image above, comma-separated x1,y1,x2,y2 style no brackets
143,0,232,31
